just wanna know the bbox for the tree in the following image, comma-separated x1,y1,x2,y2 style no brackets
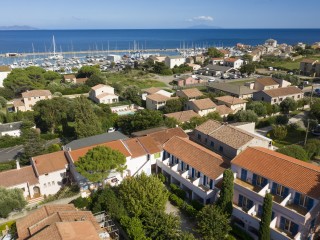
239,63,256,76
118,173,169,217
310,99,320,121
164,117,179,128
0,87,15,100
305,139,320,159
242,54,253,63
181,116,208,130
77,65,100,78
280,97,297,114
153,62,173,75
142,211,181,240
259,193,273,240
216,169,234,217
21,128,45,163
90,188,127,220
75,146,126,183
74,96,103,138
206,111,223,122
272,73,300,86
272,125,287,140
33,97,71,133
117,109,164,135
197,205,231,240
44,71,61,81
207,47,224,58
234,110,258,123
122,86,142,106
275,114,289,125
247,101,267,117
277,145,308,161
120,216,149,240
85,74,106,87
0,187,27,218
163,98,183,113
0,96,7,109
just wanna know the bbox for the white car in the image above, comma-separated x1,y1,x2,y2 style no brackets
108,127,115,133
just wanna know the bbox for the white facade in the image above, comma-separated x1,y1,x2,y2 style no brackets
89,85,119,104
165,56,186,69
1,129,20,137
37,169,68,196
0,71,9,87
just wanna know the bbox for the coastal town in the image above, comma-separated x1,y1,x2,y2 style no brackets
0,35,320,240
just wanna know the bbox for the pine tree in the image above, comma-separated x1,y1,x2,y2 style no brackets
74,96,103,138
216,169,234,216
259,193,273,240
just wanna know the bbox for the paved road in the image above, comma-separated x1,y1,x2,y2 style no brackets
0,138,61,163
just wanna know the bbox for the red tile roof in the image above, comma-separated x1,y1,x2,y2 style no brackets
215,95,247,105
177,88,203,98
232,147,320,199
215,105,233,116
255,77,279,86
68,140,131,162
163,137,228,179
32,151,68,176
0,166,38,187
262,86,302,98
189,98,217,110
146,93,170,102
148,127,188,145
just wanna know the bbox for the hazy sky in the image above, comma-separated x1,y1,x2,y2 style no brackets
2,0,319,29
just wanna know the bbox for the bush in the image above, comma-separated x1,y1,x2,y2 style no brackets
71,197,90,209
190,199,204,211
169,193,184,208
157,173,166,183
168,194,197,218
169,183,186,200
40,133,59,140
0,135,24,148
183,204,197,218
275,115,289,125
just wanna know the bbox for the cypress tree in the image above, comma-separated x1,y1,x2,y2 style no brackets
259,193,273,240
216,169,234,216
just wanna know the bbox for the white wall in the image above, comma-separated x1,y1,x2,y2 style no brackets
1,129,21,137
38,169,67,196
0,72,9,87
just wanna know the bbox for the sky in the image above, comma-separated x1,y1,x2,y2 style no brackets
1,0,320,29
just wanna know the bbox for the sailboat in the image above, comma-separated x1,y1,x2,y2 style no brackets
48,35,63,60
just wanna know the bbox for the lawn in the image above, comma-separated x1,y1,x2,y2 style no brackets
104,70,167,89
270,128,316,148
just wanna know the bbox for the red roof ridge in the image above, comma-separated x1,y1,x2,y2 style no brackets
250,147,320,172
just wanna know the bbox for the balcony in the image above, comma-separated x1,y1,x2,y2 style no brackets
234,178,262,193
286,203,309,216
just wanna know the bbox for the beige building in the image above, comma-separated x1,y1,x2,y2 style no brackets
13,90,52,112
89,84,119,104
192,120,272,159
253,86,303,105
215,96,247,113
142,87,172,101
253,77,291,91
63,74,76,83
185,98,217,117
146,94,174,110
300,59,318,77
164,110,200,123
176,88,203,100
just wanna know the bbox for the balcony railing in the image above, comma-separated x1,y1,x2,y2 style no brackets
235,178,262,193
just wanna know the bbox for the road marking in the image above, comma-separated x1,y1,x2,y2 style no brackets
6,145,23,153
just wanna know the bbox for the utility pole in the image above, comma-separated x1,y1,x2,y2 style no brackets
304,119,310,146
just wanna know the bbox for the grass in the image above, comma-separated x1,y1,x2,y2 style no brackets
104,70,167,89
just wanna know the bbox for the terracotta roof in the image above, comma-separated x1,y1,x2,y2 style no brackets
224,58,238,63
137,135,162,154
177,88,203,98
13,98,24,107
215,105,233,116
124,138,147,158
215,95,247,105
262,86,302,98
188,98,217,110
164,110,200,123
143,87,162,94
16,204,76,240
29,221,101,240
148,127,188,145
146,93,170,102
0,166,38,187
32,151,68,176
255,77,279,86
232,147,320,199
68,140,131,162
63,74,76,79
22,90,52,98
164,137,228,180
195,120,256,149
301,59,317,64
96,92,118,99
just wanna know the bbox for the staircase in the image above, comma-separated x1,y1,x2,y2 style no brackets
27,196,44,206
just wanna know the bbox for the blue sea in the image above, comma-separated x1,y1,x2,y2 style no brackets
0,29,320,53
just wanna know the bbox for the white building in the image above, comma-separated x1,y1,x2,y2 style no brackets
0,66,11,87
231,147,320,240
0,121,23,137
142,87,172,101
215,96,247,113
13,90,52,112
224,58,244,69
89,84,119,104
165,56,186,69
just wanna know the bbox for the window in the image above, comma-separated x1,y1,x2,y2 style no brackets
273,99,276,103
279,98,283,101
241,169,247,181
197,134,201,140
238,194,254,212
271,182,289,198
297,95,300,99
45,173,49,176
252,174,268,187
219,146,223,152
294,192,314,210
210,141,214,148
276,184,285,196
279,217,299,236
21,187,25,192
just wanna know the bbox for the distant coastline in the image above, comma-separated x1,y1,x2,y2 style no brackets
0,25,38,30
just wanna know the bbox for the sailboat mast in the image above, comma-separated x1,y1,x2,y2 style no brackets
53,35,56,55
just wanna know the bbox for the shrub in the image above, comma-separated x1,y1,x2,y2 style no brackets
275,114,289,125
169,183,186,200
71,197,90,209
157,173,166,183
40,133,59,140
169,193,184,208
183,204,197,218
190,199,204,211
0,135,24,148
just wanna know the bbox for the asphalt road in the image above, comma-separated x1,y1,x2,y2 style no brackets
0,138,61,163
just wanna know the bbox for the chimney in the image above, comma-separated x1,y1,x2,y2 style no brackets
16,160,21,170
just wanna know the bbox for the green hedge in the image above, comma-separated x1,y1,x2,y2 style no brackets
190,199,204,211
169,193,197,218
0,135,24,148
231,224,254,240
169,183,186,200
40,133,59,140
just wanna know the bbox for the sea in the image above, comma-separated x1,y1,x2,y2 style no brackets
0,29,320,54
